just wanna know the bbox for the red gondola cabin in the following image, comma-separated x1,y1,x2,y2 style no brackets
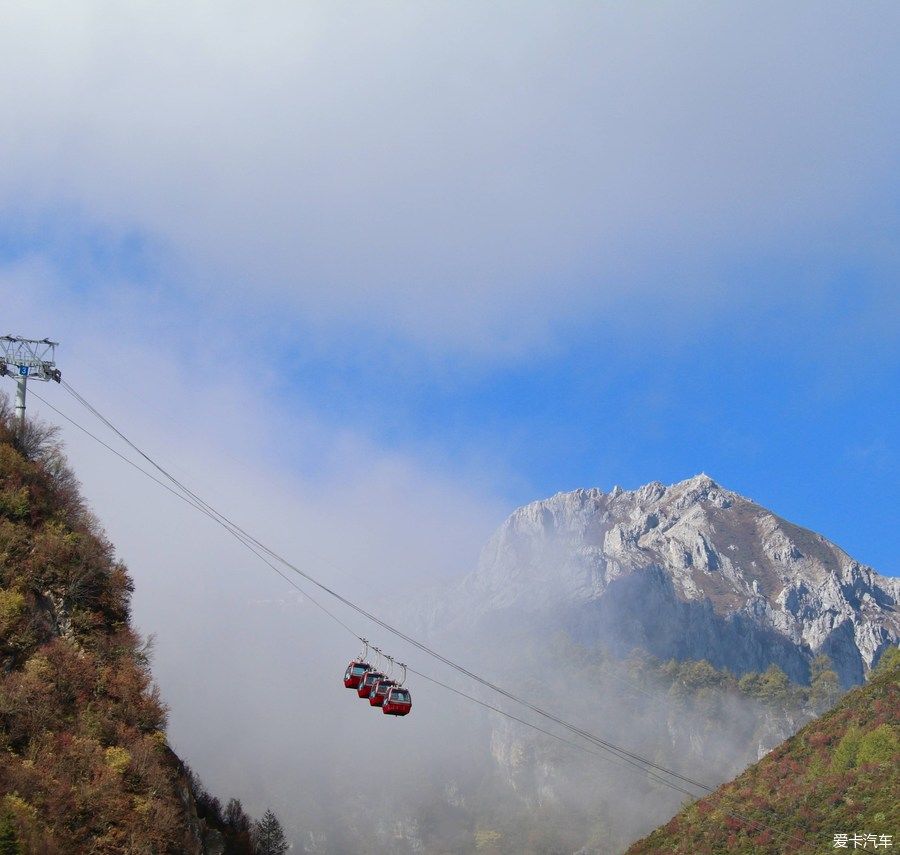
369,679,397,707
343,660,372,689
382,686,412,716
357,671,385,699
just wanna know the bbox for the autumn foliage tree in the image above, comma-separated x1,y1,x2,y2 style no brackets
0,400,261,852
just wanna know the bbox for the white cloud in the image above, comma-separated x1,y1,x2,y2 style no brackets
2,2,898,353
4,260,503,578
4,257,510,814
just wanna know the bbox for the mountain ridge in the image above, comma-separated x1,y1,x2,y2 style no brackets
419,475,899,689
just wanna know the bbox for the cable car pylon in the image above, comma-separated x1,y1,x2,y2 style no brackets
0,336,61,427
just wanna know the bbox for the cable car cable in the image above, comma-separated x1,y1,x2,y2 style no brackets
50,381,724,791
36,384,703,793
29,388,361,641
58,380,715,794
32,386,809,848
406,666,699,797
42,383,713,793
407,666,807,848
31,384,809,847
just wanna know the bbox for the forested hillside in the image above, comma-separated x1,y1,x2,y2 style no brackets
0,401,275,853
626,651,900,854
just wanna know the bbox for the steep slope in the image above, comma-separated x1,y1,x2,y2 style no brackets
0,406,251,852
426,476,899,688
625,652,900,854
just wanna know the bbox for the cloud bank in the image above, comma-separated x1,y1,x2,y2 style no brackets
3,2,898,353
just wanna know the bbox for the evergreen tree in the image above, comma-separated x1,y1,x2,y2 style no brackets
0,813,21,855
253,809,289,855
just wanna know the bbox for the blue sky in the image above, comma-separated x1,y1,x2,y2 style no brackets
2,2,898,578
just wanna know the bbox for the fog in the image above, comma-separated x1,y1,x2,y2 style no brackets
0,223,845,853
0,307,800,850
2,275,514,847
4,335,797,851
2,2,893,849
26,380,509,848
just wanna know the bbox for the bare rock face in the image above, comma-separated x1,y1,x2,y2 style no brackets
450,475,899,688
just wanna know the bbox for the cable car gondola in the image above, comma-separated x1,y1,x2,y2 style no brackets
343,660,372,689
344,640,373,689
357,670,385,699
383,686,412,716
369,678,397,707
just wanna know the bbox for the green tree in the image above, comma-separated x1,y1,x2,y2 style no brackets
253,809,289,855
856,724,899,766
0,813,21,855
809,654,841,711
738,670,762,696
831,724,863,772
870,646,900,678
740,664,792,706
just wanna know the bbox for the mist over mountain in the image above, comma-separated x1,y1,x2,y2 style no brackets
4,403,894,855
227,472,895,852
418,475,899,690
314,474,898,852
3,2,898,851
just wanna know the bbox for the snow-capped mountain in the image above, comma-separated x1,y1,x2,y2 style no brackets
424,475,899,688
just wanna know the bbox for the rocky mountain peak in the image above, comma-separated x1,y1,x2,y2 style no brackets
456,476,899,688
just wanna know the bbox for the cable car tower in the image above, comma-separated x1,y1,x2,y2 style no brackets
0,336,61,425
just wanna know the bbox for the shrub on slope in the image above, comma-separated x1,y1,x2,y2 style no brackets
626,652,899,854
